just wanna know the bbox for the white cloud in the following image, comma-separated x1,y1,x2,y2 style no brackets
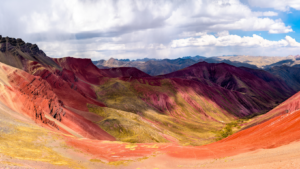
171,34,300,48
214,18,293,34
178,32,208,38
0,0,292,38
0,0,297,60
37,32,300,60
248,0,300,11
253,11,278,17
285,36,300,47
216,31,230,37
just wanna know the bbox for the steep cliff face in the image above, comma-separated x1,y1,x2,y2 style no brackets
8,70,63,129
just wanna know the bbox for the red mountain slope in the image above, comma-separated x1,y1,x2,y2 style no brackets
161,62,294,116
0,62,115,141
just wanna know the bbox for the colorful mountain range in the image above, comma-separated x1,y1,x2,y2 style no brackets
1,36,300,168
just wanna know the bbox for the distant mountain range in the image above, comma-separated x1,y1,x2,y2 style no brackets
213,55,300,69
93,57,199,76
215,55,296,68
93,55,300,76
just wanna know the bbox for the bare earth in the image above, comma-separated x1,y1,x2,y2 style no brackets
116,141,300,169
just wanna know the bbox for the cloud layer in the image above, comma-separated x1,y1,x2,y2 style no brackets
171,32,300,48
0,0,299,60
248,0,300,11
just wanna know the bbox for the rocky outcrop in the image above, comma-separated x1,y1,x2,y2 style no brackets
0,35,61,70
6,67,63,129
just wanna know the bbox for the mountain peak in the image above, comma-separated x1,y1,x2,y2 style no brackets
0,35,61,70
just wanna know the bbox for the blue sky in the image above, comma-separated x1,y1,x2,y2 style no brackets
1,0,300,60
230,8,300,41
281,8,300,41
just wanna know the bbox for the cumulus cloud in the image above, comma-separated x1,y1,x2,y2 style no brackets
0,0,297,60
171,34,300,48
253,11,278,17
0,0,292,38
213,17,293,34
285,36,300,47
216,31,230,37
248,0,300,11
178,32,208,38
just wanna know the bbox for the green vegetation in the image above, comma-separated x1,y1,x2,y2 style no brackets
215,119,245,141
90,78,243,146
87,104,168,143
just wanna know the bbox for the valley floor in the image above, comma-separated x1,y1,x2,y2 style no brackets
123,140,300,169
2,140,300,169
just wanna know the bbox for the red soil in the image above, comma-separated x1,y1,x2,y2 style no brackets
25,60,106,111
244,91,300,129
0,63,115,141
65,94,300,162
54,57,150,80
